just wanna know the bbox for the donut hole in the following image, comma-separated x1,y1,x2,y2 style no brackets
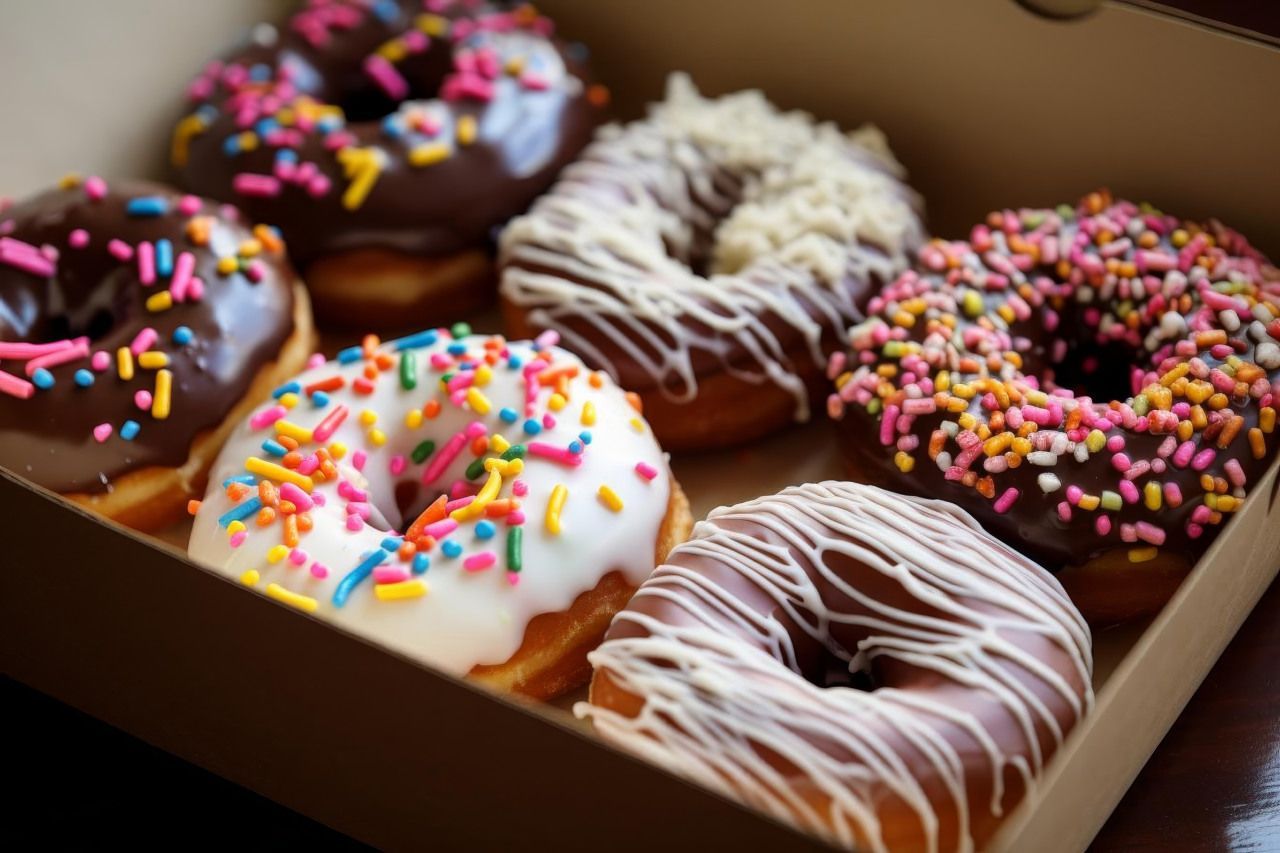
334,50,452,123
1048,338,1136,404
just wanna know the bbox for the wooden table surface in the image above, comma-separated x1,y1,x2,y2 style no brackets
6,579,1278,849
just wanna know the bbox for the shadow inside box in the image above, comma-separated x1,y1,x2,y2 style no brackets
2,677,364,850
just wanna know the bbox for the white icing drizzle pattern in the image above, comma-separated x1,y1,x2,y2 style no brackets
499,74,924,419
577,481,1093,852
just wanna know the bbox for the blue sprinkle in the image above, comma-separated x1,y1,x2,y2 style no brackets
155,239,174,277
579,430,592,445
372,0,398,22
310,390,330,408
74,369,94,387
498,407,519,423
254,117,279,137
337,346,363,364
411,553,430,574
507,355,523,369
522,419,542,436
126,196,169,217
317,115,343,134
391,329,439,351
222,135,242,156
475,520,495,540
272,380,301,399
218,496,262,528
333,549,388,608
196,104,219,123
275,148,299,164
172,325,194,346
568,440,584,455
442,540,463,558
381,115,403,139
261,439,288,457
249,63,272,82
120,420,140,441
380,536,402,552
447,342,467,356
32,368,54,389
222,473,257,488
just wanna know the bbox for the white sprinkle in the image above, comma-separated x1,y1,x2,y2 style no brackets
1038,473,1062,493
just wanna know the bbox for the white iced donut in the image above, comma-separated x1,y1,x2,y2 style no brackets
188,328,690,698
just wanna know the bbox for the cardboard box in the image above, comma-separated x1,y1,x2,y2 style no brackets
2,1,1278,849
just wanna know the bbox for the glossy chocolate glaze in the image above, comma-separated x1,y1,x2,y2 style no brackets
173,0,601,266
830,195,1280,572
0,181,297,494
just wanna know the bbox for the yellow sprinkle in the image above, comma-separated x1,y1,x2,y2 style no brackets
1077,494,1100,511
1085,430,1107,453
453,468,503,520
1128,547,1159,563
483,457,523,477
337,146,382,211
983,433,1013,457
416,12,448,35
240,569,260,586
227,520,246,536
358,409,378,426
236,131,259,152
545,484,568,535
409,141,451,167
245,457,314,492
456,115,478,145
473,365,493,387
404,409,424,429
893,450,915,473
238,239,262,258
505,56,525,75
267,545,289,564
275,420,314,444
375,579,429,601
466,386,492,415
1262,407,1276,434
581,401,596,426
58,173,82,189
138,351,169,369
328,442,347,460
630,417,645,432
145,291,174,312
368,428,387,447
1144,481,1163,511
548,392,566,412
216,256,239,275
266,583,319,613
598,485,623,512
152,369,173,420
170,113,207,167
116,347,135,381
279,392,300,409
490,434,511,453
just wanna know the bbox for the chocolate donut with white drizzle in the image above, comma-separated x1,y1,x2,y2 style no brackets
580,481,1093,852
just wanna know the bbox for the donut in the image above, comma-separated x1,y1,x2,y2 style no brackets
187,329,691,699
171,0,604,329
499,75,923,451
580,481,1093,851
0,177,314,531
827,191,1280,623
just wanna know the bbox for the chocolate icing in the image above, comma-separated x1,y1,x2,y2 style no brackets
172,0,602,266
0,181,297,494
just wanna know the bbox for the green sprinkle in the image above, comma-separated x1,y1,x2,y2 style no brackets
465,456,487,481
500,444,526,461
506,526,522,574
450,322,471,339
399,351,417,390
883,341,904,358
867,398,882,416
1132,395,1149,416
411,440,436,464
1100,490,1123,511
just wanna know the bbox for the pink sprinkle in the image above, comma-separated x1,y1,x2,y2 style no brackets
527,442,583,467
84,176,108,201
423,519,458,539
92,423,113,443
1224,458,1246,489
187,277,205,301
993,487,1020,514
1057,501,1072,522
310,563,329,579
506,572,520,586
880,405,899,446
1135,521,1167,546
1191,448,1216,471
306,353,326,369
229,530,247,548
352,450,367,472
107,239,133,261
288,548,308,566
635,461,658,481
1066,485,1084,505
464,552,496,572
506,510,525,526
1111,453,1131,473
512,479,528,497
25,339,89,375
69,229,90,248
364,54,408,100
389,454,407,476
250,404,287,430
296,454,320,476
1118,480,1140,504
130,327,158,355
1172,441,1196,468
137,241,156,285
177,194,202,216
345,501,370,519
279,482,313,512
374,565,410,584
91,350,110,372
170,252,196,300
345,514,364,531
1095,515,1112,536
134,390,153,410
541,413,556,429
422,430,468,485
233,173,283,197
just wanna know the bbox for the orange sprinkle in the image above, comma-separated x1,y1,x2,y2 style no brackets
485,499,520,518
374,352,394,370
397,541,417,561
537,363,580,386
253,223,284,253
226,482,250,501
278,500,297,515
588,372,604,389
1194,330,1228,350
363,364,378,380
278,435,299,452
186,499,202,516
258,480,279,507
625,391,643,413
256,506,277,527
406,494,448,540
1248,428,1266,459
470,435,489,456
586,83,610,107
296,513,313,532
282,514,299,548
423,399,441,419
361,334,380,357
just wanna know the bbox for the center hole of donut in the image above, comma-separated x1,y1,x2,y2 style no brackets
1049,338,1135,403
665,169,747,278
40,307,117,345
337,51,451,123
817,651,876,691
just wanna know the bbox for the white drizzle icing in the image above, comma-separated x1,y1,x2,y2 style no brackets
499,74,924,419
577,481,1093,852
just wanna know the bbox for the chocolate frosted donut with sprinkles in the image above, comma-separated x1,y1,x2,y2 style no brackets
0,178,315,530
187,329,691,699
828,191,1279,622
171,0,604,328
499,74,923,451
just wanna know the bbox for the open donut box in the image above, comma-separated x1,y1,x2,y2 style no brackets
3,1,1278,849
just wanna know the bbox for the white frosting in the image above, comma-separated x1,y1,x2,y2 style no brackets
188,335,671,675
577,481,1092,852
499,74,924,419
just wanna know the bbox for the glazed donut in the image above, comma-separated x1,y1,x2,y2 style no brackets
187,330,691,699
581,481,1093,851
171,0,604,328
0,178,314,531
828,191,1280,623
499,75,923,451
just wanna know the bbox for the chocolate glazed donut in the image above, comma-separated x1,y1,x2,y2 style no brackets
828,192,1280,622
171,0,604,328
0,179,314,530
581,482,1093,852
